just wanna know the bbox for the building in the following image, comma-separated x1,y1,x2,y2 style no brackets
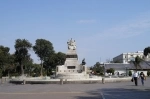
103,61,150,76
103,63,130,76
113,51,144,63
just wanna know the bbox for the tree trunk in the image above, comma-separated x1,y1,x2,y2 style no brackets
29,65,31,77
21,62,24,76
40,60,43,77
8,70,10,77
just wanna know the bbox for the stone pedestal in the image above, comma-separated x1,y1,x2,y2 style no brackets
56,39,88,79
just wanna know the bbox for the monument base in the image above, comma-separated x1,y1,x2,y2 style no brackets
55,73,89,79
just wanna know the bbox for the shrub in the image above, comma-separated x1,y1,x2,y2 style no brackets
129,71,132,76
106,68,115,75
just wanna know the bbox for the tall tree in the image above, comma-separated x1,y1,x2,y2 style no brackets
144,47,150,58
4,54,16,77
56,52,66,65
33,39,54,76
14,39,32,76
91,62,104,75
43,52,66,76
0,46,10,77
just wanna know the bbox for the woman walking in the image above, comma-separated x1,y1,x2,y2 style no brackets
140,72,146,86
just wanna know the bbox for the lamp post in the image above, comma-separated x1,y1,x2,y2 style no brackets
103,63,105,76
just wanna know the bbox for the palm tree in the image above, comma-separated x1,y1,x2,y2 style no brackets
133,56,143,70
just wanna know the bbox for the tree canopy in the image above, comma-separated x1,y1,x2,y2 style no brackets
0,38,67,78
106,68,115,75
43,52,66,76
33,39,54,76
91,62,104,75
133,56,143,70
14,39,32,76
0,46,10,66
144,47,150,57
0,46,10,77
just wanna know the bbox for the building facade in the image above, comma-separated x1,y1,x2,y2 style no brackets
103,63,130,76
113,51,144,63
103,62,150,76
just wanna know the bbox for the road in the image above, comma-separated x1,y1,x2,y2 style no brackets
0,77,150,99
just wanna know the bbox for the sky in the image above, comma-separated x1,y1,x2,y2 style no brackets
0,0,150,66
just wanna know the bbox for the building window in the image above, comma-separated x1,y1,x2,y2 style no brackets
130,57,135,61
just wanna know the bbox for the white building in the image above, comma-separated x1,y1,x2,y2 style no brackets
113,51,144,63
104,63,129,76
103,62,150,76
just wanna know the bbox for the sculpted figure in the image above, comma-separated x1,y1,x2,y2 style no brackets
82,58,86,65
67,38,76,50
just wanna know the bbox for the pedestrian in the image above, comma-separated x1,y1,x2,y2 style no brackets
140,72,146,86
132,71,139,86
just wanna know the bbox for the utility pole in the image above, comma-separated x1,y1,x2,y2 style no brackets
100,57,101,63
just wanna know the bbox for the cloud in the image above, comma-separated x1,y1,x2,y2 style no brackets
104,20,150,39
76,12,150,65
79,15,150,42
77,19,96,24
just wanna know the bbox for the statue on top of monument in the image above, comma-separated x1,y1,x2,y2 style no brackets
67,38,76,50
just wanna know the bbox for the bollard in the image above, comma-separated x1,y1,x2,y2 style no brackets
5,78,7,83
60,78,63,85
1,78,4,84
65,79,67,84
23,80,26,85
102,77,105,84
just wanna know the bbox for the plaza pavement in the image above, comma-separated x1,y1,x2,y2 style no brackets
0,77,150,99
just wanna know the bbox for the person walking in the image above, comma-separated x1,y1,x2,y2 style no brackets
140,72,146,86
132,71,139,86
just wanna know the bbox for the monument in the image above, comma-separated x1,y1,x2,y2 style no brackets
55,38,89,79
10,39,132,84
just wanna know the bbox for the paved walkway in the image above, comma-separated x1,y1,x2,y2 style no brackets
0,77,150,99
